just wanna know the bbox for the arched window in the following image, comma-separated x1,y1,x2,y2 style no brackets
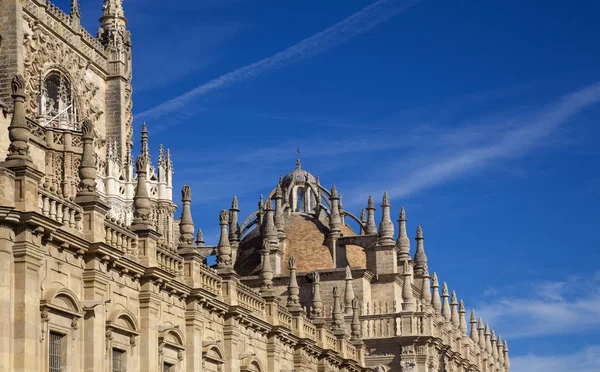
296,187,305,212
40,71,78,129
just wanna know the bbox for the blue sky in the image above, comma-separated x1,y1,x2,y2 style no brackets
60,0,600,370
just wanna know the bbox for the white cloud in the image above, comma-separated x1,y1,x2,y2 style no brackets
348,80,600,203
135,0,422,121
476,274,600,339
511,345,600,372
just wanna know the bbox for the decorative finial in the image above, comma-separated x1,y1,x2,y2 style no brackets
470,309,479,343
216,210,232,269
296,147,301,169
71,0,81,18
331,286,344,331
287,256,300,310
344,266,355,314
310,271,323,319
7,74,31,161
195,228,204,246
378,191,394,244
350,298,361,340
131,154,152,229
178,185,195,248
441,282,451,321
402,260,414,311
259,240,274,296
77,119,97,195
365,196,377,235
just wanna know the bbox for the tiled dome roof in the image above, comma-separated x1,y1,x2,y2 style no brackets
234,214,366,276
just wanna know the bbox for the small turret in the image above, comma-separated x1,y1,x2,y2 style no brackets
350,298,361,340
229,196,240,243
216,210,233,271
478,318,486,351
503,341,510,370
396,207,410,261
259,240,274,296
287,257,300,311
420,263,432,311
458,300,468,336
413,226,428,276
328,185,342,233
195,228,204,247
178,185,195,249
450,291,459,329
344,266,355,314
431,273,442,312
402,261,415,311
441,282,451,321
491,329,498,361
331,287,344,331
469,310,479,344
378,192,394,244
365,196,377,235
484,323,492,355
310,272,323,319
359,209,367,235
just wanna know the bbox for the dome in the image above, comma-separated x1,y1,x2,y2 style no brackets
282,159,316,185
234,214,366,276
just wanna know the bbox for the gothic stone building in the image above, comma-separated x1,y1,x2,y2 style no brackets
0,1,510,371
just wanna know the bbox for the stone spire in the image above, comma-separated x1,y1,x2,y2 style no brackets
396,207,410,261
310,272,323,319
458,300,468,336
441,282,451,321
178,185,195,248
261,197,277,246
131,154,151,230
77,119,97,195
378,192,394,244
328,185,341,233
359,209,367,235
273,183,285,234
503,341,510,370
497,335,504,366
469,310,479,343
344,266,355,314
216,210,233,270
401,261,414,311
287,257,300,311
478,318,486,351
491,329,498,361
259,240,274,296
450,291,459,329
140,122,150,164
365,196,377,235
71,0,81,19
6,75,31,162
484,323,492,354
331,287,344,331
413,226,428,276
229,196,240,243
419,263,431,310
431,273,441,312
338,194,345,225
350,298,361,340
195,228,204,247
257,194,265,225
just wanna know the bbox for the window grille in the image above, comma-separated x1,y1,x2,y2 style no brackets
112,349,125,372
49,332,63,372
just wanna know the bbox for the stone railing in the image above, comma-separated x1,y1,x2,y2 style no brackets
104,217,138,255
156,242,183,275
37,185,83,233
236,282,265,316
277,305,292,328
324,332,338,351
345,343,357,360
361,314,398,339
197,263,222,296
302,321,317,340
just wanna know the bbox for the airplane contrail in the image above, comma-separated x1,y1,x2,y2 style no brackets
135,0,422,121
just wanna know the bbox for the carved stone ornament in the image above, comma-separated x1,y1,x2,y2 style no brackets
219,210,229,225
22,18,103,125
401,360,416,372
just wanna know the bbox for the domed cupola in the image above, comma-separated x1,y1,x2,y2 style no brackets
281,158,318,213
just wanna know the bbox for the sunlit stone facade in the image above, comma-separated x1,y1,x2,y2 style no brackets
0,1,510,371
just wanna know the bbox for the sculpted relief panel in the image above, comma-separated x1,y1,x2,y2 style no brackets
22,15,104,130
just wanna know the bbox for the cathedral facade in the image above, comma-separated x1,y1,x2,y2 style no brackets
0,1,510,371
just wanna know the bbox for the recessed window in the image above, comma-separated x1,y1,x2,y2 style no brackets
112,348,125,372
49,332,64,372
41,71,78,129
164,362,174,372
296,187,305,212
